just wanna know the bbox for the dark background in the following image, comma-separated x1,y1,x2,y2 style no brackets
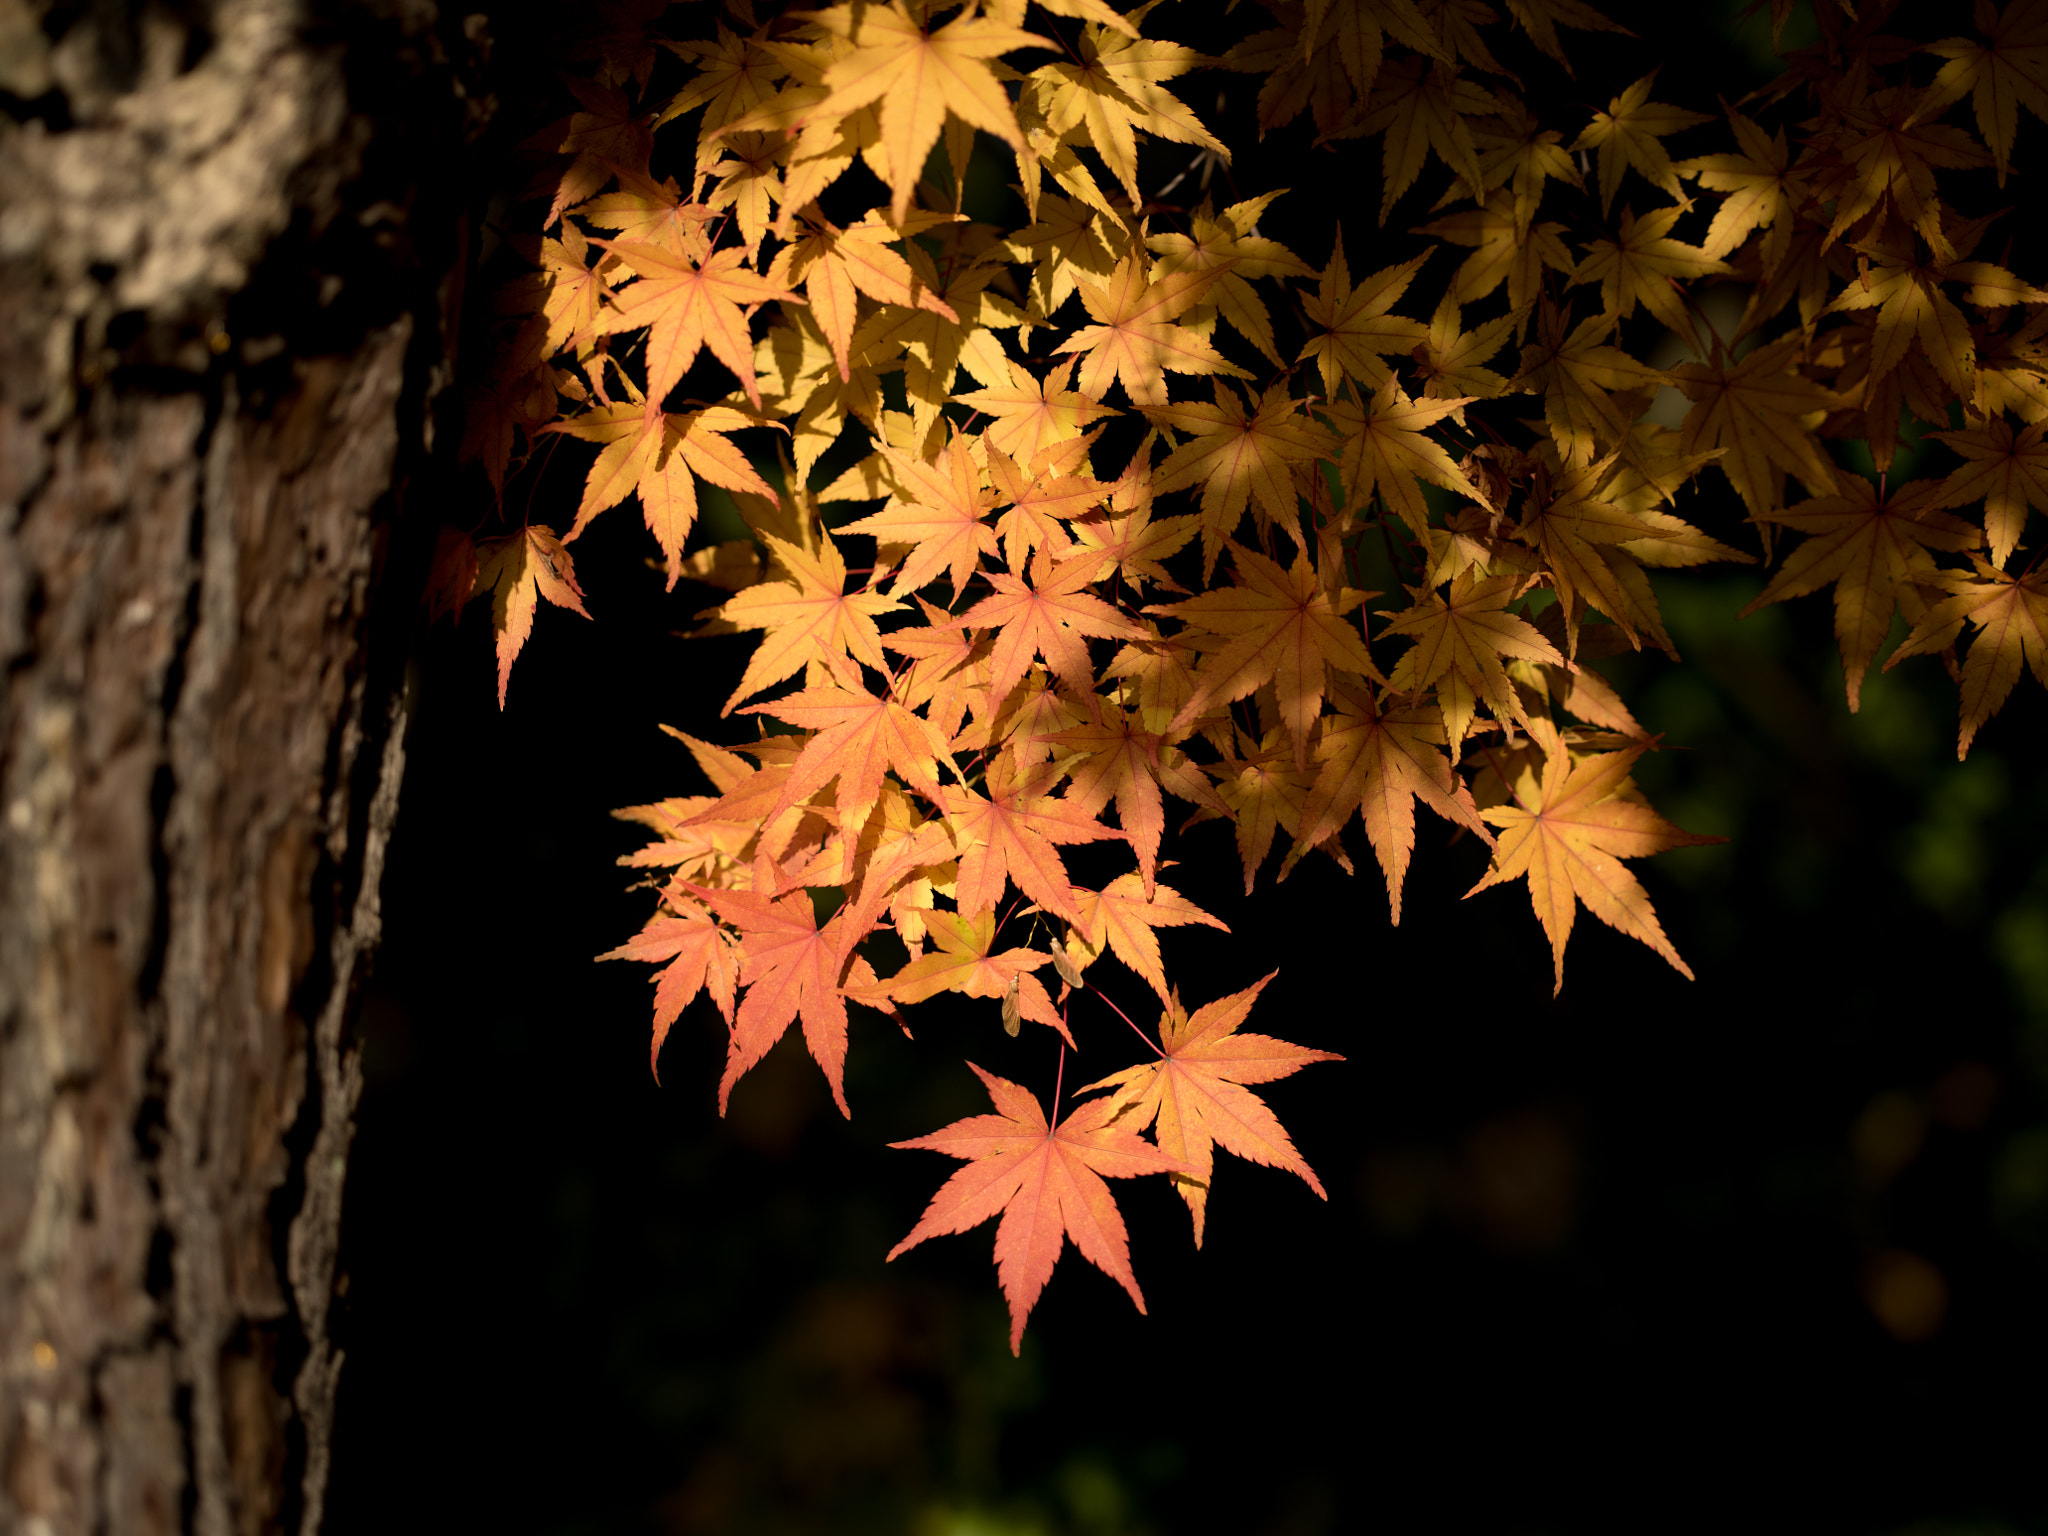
325,2,2048,1531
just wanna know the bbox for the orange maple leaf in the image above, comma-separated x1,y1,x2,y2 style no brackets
478,525,590,708
1053,254,1247,407
552,399,778,587
690,868,882,1116
1082,972,1340,1246
937,756,1125,928
716,529,901,713
1466,718,1718,993
1144,381,1339,575
741,681,954,832
956,549,1150,711
1378,571,1564,759
1064,872,1229,1003
842,434,1001,602
851,906,1070,1042
598,897,739,1081
889,1062,1193,1353
600,240,797,407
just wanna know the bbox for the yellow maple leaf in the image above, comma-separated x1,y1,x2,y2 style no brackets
1570,71,1709,215
600,240,797,408
802,1,1049,225
1672,334,1841,521
1929,416,2048,565
1569,205,1733,334
1742,469,1982,710
1144,381,1339,576
717,529,902,713
1054,253,1248,406
1885,554,2048,757
1296,234,1430,399
1467,718,1717,994
1378,571,1564,760
1151,542,1383,768
1920,0,2048,183
1283,683,1491,919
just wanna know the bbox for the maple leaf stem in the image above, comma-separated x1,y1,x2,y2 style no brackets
1051,1034,1067,1121
1089,982,1166,1060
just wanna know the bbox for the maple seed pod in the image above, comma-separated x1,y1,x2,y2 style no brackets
1001,975,1022,1038
1051,939,1086,992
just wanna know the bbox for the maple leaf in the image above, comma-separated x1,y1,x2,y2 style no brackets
1414,192,1576,317
717,529,901,713
1283,683,1490,920
1295,235,1430,400
1515,300,1670,467
1920,0,2048,183
1144,381,1339,572
1570,72,1710,214
1503,0,1631,70
1083,972,1339,1246
1569,205,1733,335
888,1062,1193,1354
1146,192,1315,365
598,898,739,1080
1204,727,1317,892
657,23,781,151
771,211,961,380
1676,110,1802,267
691,868,882,1116
1151,541,1383,768
853,907,1069,1041
1672,335,1841,521
937,755,1125,928
1409,298,1520,409
1810,84,1990,260
1743,470,1983,710
601,240,797,408
741,681,954,832
802,2,1048,225
1054,253,1249,407
1886,554,2048,757
1318,377,1486,538
1929,415,2048,567
841,433,1003,603
953,358,1121,465
1379,571,1564,759
552,400,779,588
1822,250,1980,405
1467,718,1718,994
1513,453,1684,659
478,525,590,708
1029,26,1227,209
1328,56,1498,223
985,437,1107,571
956,549,1150,710
1064,872,1229,1003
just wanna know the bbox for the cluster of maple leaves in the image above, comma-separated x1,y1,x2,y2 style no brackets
430,0,2048,1348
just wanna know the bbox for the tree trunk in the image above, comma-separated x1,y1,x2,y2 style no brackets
0,0,474,1528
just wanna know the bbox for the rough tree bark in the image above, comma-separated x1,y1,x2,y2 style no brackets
0,0,478,1528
